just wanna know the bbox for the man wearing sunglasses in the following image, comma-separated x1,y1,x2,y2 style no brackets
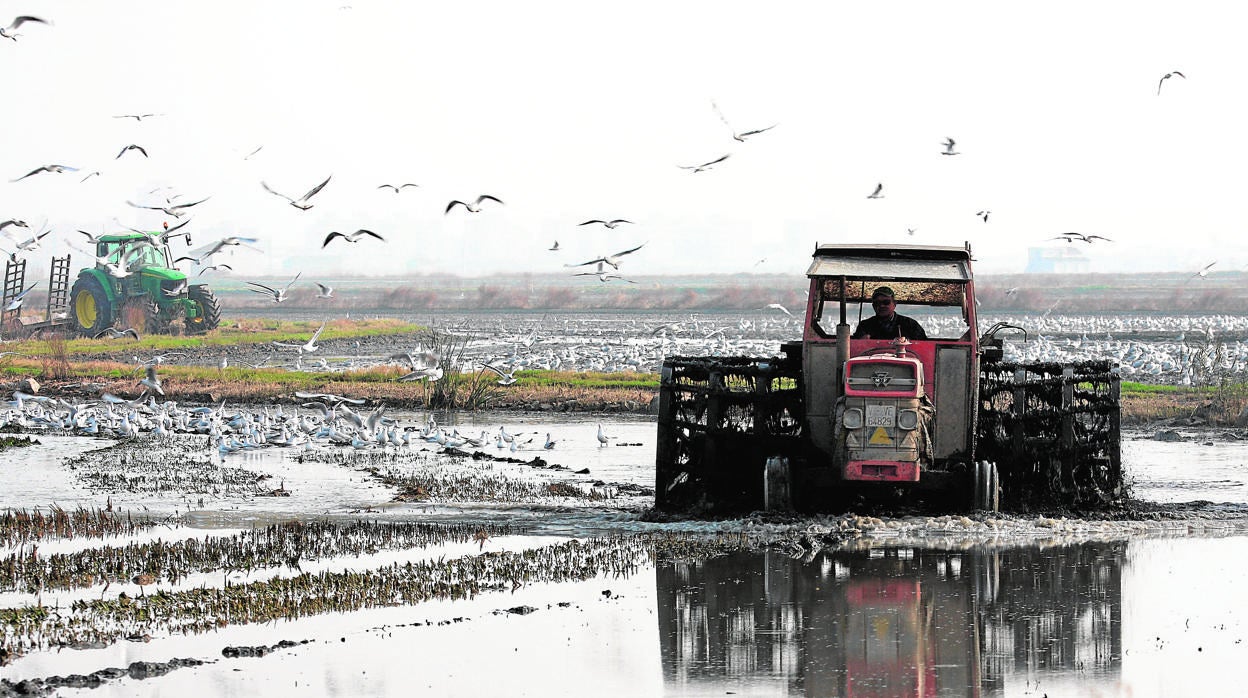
851,286,928,340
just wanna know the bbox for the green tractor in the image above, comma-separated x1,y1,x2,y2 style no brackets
69,231,221,336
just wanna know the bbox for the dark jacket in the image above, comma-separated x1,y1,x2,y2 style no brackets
851,313,928,340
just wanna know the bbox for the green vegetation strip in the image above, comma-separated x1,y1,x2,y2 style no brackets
0,506,158,547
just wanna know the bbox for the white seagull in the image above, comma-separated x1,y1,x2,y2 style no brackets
596,424,614,447
12,164,78,182
4,282,37,311
679,154,730,173
95,327,141,340
246,271,302,303
565,242,646,271
867,183,884,199
261,175,332,210
976,210,991,222
764,303,793,317
0,15,49,41
113,113,159,121
578,219,633,229
115,144,148,159
481,363,518,385
274,320,327,353
445,194,503,214
322,229,384,248
126,196,210,218
941,137,959,155
315,282,334,298
377,183,419,193
138,365,164,396
1157,71,1185,95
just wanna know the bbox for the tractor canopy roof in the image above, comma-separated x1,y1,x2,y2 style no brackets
807,243,973,307
96,231,160,244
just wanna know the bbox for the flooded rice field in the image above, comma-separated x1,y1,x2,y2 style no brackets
2,410,1247,697
4,309,1248,696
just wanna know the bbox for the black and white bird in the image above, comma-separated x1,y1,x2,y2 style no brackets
80,171,100,182
95,327,141,340
764,302,793,317
197,263,232,276
481,363,518,385
12,164,78,182
246,272,302,303
126,196,210,218
273,320,327,354
377,183,419,193
0,220,28,231
565,243,646,271
867,183,884,199
176,236,261,264
0,15,49,41
4,227,51,252
548,241,560,251
4,282,36,311
941,137,959,155
322,229,384,248
578,219,633,229
115,144,148,159
976,210,991,222
445,194,503,214
710,101,777,142
1191,261,1216,279
679,154,730,173
1158,71,1186,95
261,175,332,210
113,113,159,121
137,365,164,396
574,270,637,283
315,282,334,298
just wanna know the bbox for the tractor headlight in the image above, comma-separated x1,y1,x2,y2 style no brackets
898,409,919,430
843,408,864,429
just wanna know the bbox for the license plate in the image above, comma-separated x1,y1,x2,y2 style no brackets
866,405,895,427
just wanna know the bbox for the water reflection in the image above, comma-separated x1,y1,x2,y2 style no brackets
657,542,1123,697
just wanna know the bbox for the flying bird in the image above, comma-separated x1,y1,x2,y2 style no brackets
113,113,159,121
764,302,793,317
0,15,49,41
4,282,37,311
115,144,148,159
976,210,991,222
1050,232,1111,244
12,164,78,182
176,235,261,264
261,175,332,210
273,320,327,354
574,270,637,283
710,101,777,142
80,171,100,182
906,227,918,236
315,282,334,298
548,241,560,251
197,263,232,276
246,272,302,303
941,137,959,155
679,154,730,173
322,229,384,248
1191,261,1216,279
1158,71,1186,95
377,183,419,193
481,363,518,386
126,196,210,218
243,145,264,160
565,242,646,270
137,365,164,396
445,194,503,214
0,220,28,231
578,219,633,229
867,183,884,199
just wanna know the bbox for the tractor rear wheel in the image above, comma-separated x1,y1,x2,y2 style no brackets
185,284,221,334
69,275,114,337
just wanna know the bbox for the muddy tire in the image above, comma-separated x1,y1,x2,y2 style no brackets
69,275,114,337
185,284,220,334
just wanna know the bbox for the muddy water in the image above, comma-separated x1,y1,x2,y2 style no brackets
2,418,1247,697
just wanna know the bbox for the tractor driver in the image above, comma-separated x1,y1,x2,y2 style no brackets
851,286,928,340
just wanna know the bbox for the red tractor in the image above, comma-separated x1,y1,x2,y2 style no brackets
655,243,1121,514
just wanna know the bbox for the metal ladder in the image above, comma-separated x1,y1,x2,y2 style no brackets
47,254,71,322
1,257,27,332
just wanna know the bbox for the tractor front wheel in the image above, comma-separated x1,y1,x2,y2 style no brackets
69,275,114,337
185,284,221,334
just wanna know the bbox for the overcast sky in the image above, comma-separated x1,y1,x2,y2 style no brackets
1,1,1244,280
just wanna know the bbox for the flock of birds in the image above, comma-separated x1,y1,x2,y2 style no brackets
0,380,626,462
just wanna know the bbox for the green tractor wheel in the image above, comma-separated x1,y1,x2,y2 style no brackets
185,284,221,334
69,275,114,337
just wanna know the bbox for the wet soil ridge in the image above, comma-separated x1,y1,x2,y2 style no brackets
0,536,650,663
0,505,160,547
0,657,209,697
64,436,281,497
0,520,516,594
